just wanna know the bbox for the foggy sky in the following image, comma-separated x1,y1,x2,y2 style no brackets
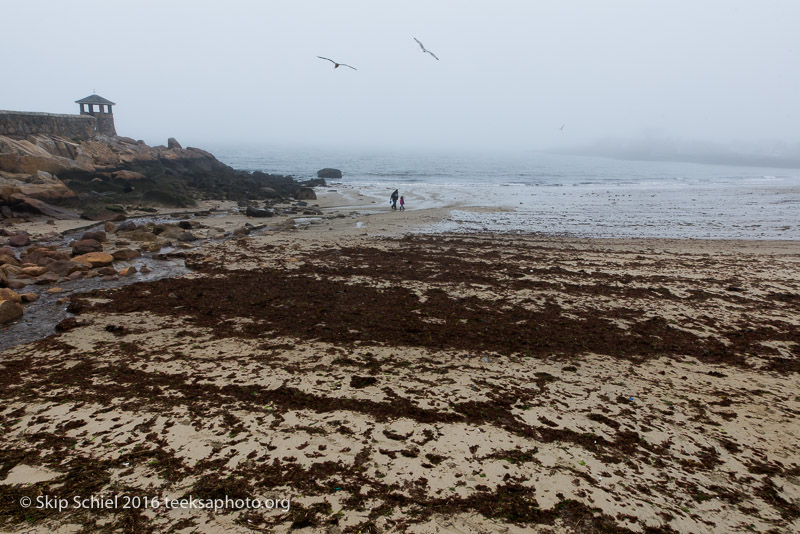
3,0,799,155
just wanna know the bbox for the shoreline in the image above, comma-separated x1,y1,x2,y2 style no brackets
5,181,800,246
1,186,799,533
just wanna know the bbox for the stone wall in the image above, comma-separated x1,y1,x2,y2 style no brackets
0,111,97,140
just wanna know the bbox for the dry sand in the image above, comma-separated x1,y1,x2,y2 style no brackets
1,186,799,533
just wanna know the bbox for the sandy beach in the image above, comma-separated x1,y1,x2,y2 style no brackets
1,186,799,533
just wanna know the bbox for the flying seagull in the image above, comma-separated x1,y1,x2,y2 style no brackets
560,124,565,131
317,56,357,70
413,37,439,60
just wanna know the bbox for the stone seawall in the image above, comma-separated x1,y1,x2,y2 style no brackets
0,111,96,140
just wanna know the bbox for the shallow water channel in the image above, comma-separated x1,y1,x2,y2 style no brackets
0,212,270,352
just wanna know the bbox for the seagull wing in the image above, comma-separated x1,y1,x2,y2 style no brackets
413,37,425,51
339,63,357,70
425,50,439,60
317,56,336,65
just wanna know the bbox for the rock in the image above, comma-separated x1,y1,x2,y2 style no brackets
20,247,69,266
155,225,184,239
177,220,193,229
317,168,342,179
104,222,117,233
0,253,21,266
139,265,151,274
96,266,117,276
46,287,64,294
0,269,6,287
17,247,47,262
1,264,23,276
34,272,60,285
67,271,84,281
245,206,273,218
0,288,22,303
168,137,182,149
80,230,107,242
119,266,137,277
16,172,76,201
111,170,147,181
111,248,141,261
295,187,317,200
0,170,75,203
233,226,250,236
0,299,23,324
116,221,136,232
55,317,90,332
9,194,79,220
45,260,83,277
138,242,162,252
177,231,197,242
21,266,47,277
70,239,103,255
72,252,114,268
9,233,31,247
0,206,13,218
20,292,38,303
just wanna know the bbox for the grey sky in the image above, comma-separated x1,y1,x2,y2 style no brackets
3,0,799,153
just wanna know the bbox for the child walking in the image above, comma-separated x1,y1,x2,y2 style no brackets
399,196,405,211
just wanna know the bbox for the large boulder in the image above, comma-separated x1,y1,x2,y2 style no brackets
0,299,23,324
295,187,317,200
167,137,183,149
70,239,103,256
317,168,342,179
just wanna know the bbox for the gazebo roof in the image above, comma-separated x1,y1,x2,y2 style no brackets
75,94,115,105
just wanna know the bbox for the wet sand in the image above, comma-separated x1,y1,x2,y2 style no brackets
1,186,799,533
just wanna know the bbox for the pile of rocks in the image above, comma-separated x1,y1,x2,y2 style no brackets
241,200,323,218
0,218,214,325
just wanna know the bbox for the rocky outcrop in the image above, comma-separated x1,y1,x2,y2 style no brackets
1,131,324,220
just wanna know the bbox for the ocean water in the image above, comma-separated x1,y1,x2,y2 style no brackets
211,146,800,240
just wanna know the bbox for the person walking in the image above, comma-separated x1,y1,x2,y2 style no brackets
390,189,399,210
399,196,405,211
